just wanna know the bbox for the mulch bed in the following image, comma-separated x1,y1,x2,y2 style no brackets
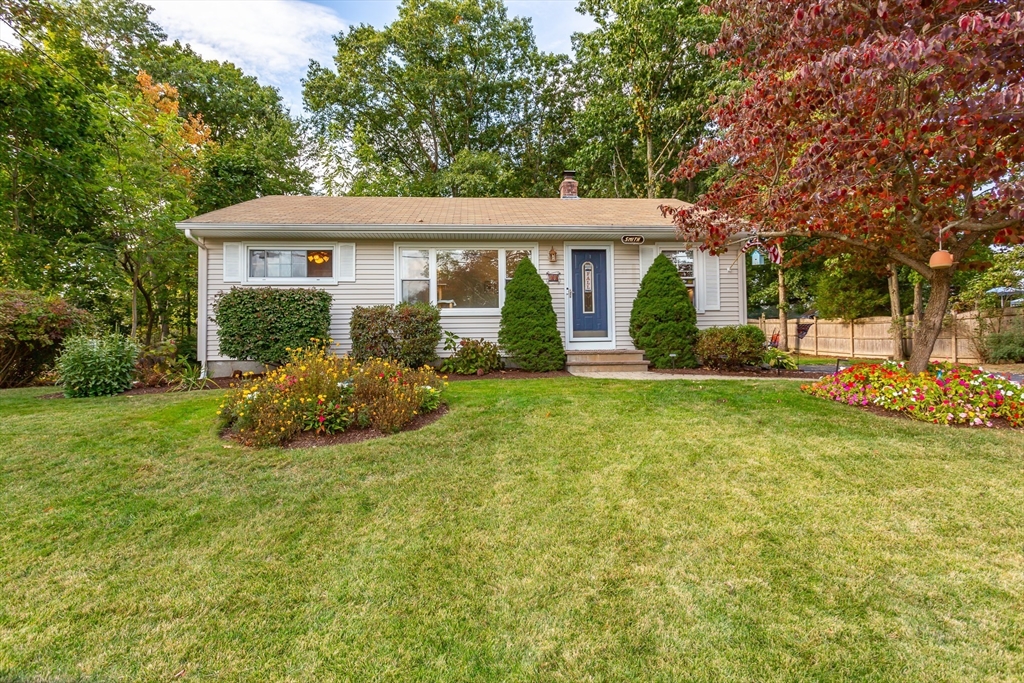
38,377,236,399
444,369,572,381
652,367,826,379
219,405,451,449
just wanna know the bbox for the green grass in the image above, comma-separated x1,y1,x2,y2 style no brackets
1,378,1023,682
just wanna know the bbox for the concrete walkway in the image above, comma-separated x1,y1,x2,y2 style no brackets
567,369,808,381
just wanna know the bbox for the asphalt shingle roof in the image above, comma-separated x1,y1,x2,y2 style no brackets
181,196,688,227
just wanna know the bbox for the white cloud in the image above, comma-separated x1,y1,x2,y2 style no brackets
147,0,347,114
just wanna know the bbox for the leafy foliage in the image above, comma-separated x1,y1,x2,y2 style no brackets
629,253,698,368
350,304,442,368
955,246,1024,311
813,257,892,322
213,287,332,366
56,333,139,398
303,0,575,197
986,317,1024,364
441,332,504,375
0,289,92,387
804,362,1024,428
571,0,727,199
696,325,766,369
498,259,565,372
218,347,446,447
763,348,798,371
667,1,1024,372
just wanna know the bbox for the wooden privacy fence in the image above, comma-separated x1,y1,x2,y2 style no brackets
749,309,1022,363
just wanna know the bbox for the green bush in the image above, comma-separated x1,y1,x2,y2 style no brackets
350,303,441,367
0,289,91,387
440,331,504,375
213,287,332,365
696,325,767,369
56,334,140,398
763,348,799,370
628,253,699,368
986,327,1024,363
498,259,565,371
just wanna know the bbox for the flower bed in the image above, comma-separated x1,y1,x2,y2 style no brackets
218,345,447,447
802,362,1023,428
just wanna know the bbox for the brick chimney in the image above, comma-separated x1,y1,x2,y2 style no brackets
559,170,578,200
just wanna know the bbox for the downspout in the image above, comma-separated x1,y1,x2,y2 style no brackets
184,229,209,379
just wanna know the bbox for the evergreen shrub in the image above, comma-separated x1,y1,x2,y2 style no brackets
498,259,565,371
629,253,699,368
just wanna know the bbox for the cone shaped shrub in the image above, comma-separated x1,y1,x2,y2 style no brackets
629,253,699,368
498,258,565,371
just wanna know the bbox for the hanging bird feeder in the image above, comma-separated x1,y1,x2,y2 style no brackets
929,226,955,269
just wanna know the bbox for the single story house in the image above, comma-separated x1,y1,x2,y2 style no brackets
177,179,748,377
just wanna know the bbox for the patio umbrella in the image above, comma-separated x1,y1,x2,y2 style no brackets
986,286,1024,307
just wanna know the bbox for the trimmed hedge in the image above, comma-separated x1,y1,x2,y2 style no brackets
0,289,91,387
56,334,139,397
498,258,565,371
213,287,332,365
628,253,699,368
696,325,767,369
349,303,441,368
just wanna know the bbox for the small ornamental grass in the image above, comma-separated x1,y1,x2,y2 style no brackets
218,344,447,447
803,361,1024,428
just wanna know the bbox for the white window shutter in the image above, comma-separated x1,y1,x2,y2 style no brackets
223,242,241,282
337,243,355,282
639,245,657,280
702,251,721,311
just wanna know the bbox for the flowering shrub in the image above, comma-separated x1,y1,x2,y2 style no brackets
56,334,140,398
219,345,446,447
440,332,503,375
802,362,1023,428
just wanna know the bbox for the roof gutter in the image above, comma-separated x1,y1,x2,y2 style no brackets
183,228,207,250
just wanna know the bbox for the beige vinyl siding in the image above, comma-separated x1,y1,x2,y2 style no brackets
203,237,747,362
205,239,396,361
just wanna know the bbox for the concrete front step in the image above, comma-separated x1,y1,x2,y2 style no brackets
565,350,646,364
566,350,650,374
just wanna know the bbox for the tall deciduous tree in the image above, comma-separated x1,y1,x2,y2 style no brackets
570,0,725,199
304,0,573,197
665,1,1024,372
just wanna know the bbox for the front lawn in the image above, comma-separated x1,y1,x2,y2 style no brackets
1,379,1023,681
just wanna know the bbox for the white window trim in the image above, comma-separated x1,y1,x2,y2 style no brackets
241,243,348,286
394,243,538,317
653,242,703,313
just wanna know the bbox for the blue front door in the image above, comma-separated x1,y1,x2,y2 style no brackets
571,249,608,339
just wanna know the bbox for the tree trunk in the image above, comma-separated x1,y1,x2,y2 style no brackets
913,280,923,327
887,265,904,361
907,268,952,373
777,267,789,352
645,133,655,199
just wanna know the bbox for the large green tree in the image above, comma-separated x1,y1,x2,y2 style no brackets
304,0,574,197
569,0,725,199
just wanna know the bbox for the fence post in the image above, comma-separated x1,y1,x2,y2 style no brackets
850,321,856,358
814,320,819,356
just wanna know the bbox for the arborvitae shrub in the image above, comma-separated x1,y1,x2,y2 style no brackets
629,253,699,368
498,259,565,371
213,287,332,365
350,303,441,368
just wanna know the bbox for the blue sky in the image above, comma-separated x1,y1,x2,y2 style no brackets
146,0,594,115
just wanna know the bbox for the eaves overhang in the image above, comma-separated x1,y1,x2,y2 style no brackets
175,223,684,242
